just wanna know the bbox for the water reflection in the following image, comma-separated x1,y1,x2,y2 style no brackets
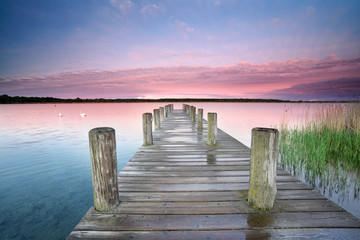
207,153,216,164
0,103,174,240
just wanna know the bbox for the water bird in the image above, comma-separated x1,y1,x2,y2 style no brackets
58,113,63,117
80,111,86,117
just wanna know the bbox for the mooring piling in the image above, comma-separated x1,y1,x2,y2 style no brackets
186,104,190,115
153,109,160,130
207,112,217,145
248,127,279,210
190,106,196,123
142,113,153,145
159,107,165,122
197,108,203,130
88,127,119,212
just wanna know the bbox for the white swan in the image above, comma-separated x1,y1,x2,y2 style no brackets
80,111,86,117
58,113,63,117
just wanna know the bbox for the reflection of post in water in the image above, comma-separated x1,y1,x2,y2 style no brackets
207,153,216,164
246,214,273,239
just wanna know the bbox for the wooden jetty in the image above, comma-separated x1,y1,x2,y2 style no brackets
68,105,360,239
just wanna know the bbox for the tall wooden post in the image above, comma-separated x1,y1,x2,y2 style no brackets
89,127,119,212
186,105,190,115
190,106,196,123
197,108,203,130
153,109,160,130
207,113,217,145
142,113,153,145
248,127,279,210
159,107,165,122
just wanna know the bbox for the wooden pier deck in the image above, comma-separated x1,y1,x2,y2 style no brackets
68,109,360,239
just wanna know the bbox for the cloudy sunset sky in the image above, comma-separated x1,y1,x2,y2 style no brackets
1,0,359,100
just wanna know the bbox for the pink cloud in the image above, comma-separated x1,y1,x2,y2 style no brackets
1,56,359,100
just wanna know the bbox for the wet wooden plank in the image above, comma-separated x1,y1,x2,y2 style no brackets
118,175,299,183
118,190,327,202
126,161,250,166
119,168,290,176
117,181,312,192
68,228,360,240
119,170,251,177
73,208,360,231
114,199,345,214
129,157,250,161
122,165,251,171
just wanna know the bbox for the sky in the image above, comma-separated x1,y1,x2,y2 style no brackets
0,0,359,100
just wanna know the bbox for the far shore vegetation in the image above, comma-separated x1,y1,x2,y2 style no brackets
1,94,358,104
279,103,360,189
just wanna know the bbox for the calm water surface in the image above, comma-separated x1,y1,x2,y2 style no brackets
0,102,358,239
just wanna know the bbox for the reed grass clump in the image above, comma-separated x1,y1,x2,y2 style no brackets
279,103,360,186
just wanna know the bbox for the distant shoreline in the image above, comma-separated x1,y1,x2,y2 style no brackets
0,94,358,104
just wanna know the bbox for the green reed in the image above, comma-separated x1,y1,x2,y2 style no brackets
279,103,360,187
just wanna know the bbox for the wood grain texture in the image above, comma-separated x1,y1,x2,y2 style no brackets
68,109,360,239
88,127,119,212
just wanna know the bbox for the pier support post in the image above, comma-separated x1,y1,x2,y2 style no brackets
165,105,169,118
143,113,153,145
186,105,190,115
88,127,119,212
153,109,160,130
248,127,279,210
197,108,203,130
159,107,165,122
190,106,196,123
207,113,217,145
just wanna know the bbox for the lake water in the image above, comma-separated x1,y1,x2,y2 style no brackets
0,102,358,239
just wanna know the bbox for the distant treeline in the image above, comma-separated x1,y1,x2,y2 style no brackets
0,94,356,104
0,94,287,104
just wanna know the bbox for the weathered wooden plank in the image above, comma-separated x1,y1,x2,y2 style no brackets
118,175,299,184
119,168,291,177
118,190,327,202
73,209,360,231
122,165,251,171
126,161,250,166
114,199,344,214
117,181,311,192
119,170,251,177
67,228,360,240
130,157,250,161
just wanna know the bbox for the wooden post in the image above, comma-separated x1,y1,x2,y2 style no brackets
142,113,153,145
248,127,279,210
182,104,185,112
153,109,160,130
190,106,196,123
197,108,203,130
186,105,190,115
165,105,169,118
88,127,119,212
207,113,217,145
159,107,165,122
